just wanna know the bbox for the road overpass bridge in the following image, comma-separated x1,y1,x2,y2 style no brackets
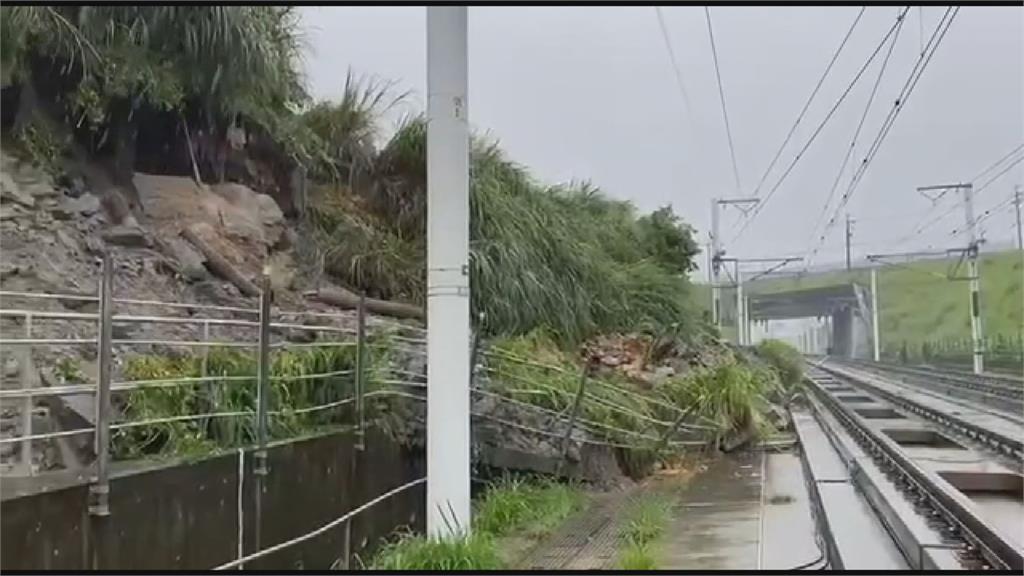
748,283,874,359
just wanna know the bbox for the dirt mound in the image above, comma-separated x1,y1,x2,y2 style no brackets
581,332,729,389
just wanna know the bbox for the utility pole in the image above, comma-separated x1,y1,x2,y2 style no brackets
426,6,470,537
870,266,880,362
735,260,744,345
1014,185,1022,251
917,183,984,374
710,197,759,330
720,255,801,347
845,214,854,271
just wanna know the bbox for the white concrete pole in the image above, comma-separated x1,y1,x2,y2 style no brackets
735,262,744,345
711,199,721,328
870,266,880,362
962,184,984,374
426,6,471,537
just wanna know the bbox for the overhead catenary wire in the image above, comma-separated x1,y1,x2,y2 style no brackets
950,192,1019,239
893,148,1024,246
655,6,695,120
803,7,958,269
704,7,744,195
748,7,866,199
802,10,906,260
732,7,911,243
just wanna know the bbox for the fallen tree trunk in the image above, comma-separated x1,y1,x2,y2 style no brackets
181,225,260,297
305,286,424,320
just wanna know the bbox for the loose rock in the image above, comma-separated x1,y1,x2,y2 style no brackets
103,224,150,248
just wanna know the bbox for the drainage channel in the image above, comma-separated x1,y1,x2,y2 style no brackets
802,365,1023,571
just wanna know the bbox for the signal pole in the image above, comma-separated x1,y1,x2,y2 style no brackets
917,183,984,374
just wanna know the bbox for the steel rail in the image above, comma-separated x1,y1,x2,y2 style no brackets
806,368,1022,570
820,364,1022,461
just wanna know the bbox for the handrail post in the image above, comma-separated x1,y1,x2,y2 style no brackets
89,252,113,517
355,293,366,451
253,273,272,555
555,360,591,477
21,313,33,475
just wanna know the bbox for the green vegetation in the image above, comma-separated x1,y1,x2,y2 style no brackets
657,362,778,443
487,331,667,443
367,531,504,571
702,250,1022,368
2,6,708,349
111,341,393,459
617,493,672,570
473,475,584,538
311,123,704,345
487,331,782,449
756,339,804,398
2,6,320,185
368,477,583,570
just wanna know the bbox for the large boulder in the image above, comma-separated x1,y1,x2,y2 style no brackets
132,173,286,276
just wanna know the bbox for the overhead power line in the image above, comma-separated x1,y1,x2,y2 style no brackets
748,7,866,199
806,7,959,268
970,142,1024,182
950,193,1018,238
803,8,906,259
894,142,1024,245
704,7,743,196
732,7,911,243
896,150,1024,245
655,7,695,119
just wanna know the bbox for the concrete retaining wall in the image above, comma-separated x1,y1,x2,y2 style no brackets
1,427,424,570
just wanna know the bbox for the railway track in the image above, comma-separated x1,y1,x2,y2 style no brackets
828,358,1023,420
795,362,1023,571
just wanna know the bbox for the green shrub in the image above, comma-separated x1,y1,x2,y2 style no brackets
755,339,803,390
657,360,778,441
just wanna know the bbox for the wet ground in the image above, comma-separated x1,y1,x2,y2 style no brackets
516,449,822,570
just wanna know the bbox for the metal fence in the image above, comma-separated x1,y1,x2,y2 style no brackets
0,253,715,568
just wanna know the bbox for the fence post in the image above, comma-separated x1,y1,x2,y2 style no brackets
355,293,366,451
341,520,352,570
89,252,113,517
20,313,33,475
555,360,591,477
253,273,272,555
469,312,484,388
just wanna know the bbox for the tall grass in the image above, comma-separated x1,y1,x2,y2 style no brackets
473,475,584,538
111,339,393,459
368,531,504,571
616,493,672,570
655,362,778,443
308,118,703,346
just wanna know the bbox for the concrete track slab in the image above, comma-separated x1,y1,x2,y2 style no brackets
827,363,1023,442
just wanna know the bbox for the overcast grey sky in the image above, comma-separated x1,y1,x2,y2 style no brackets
299,6,1022,273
